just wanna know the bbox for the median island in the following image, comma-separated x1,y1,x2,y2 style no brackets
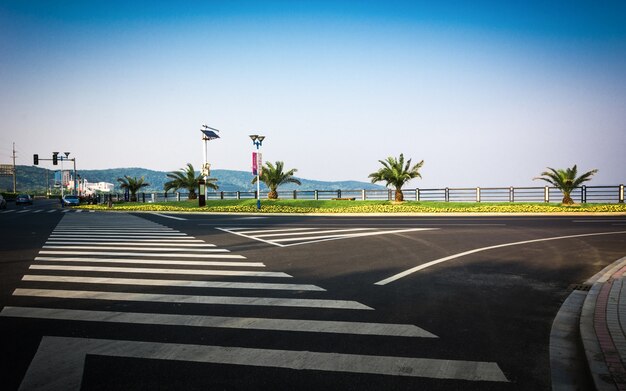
76,199,626,214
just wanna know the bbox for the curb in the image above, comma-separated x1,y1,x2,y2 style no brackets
551,256,626,391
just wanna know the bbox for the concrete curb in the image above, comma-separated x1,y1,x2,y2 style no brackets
77,209,626,217
580,257,626,391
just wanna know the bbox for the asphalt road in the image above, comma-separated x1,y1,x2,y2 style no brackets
1,202,625,390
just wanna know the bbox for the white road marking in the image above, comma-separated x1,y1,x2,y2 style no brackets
254,228,373,238
572,220,626,223
54,227,179,231
375,230,626,285
149,213,187,220
38,250,242,258
32,209,43,213
75,210,83,213
236,228,316,234
1,306,433,337
218,227,436,247
46,237,203,243
47,210,56,213
34,257,264,267
50,233,187,237
16,210,29,214
0,210,15,213
21,275,324,291
28,265,288,277
45,241,212,246
49,234,192,239
13,289,371,309
41,245,228,252
272,228,435,243
17,336,507,390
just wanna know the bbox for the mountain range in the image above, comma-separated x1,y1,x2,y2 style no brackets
1,165,384,193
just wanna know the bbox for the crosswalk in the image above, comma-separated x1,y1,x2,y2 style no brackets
0,208,91,214
1,212,507,389
217,226,438,247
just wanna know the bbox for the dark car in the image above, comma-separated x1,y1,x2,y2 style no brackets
62,195,80,206
15,194,33,205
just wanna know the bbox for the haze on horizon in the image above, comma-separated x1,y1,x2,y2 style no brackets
1,1,625,188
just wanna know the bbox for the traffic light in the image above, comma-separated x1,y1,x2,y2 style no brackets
33,154,39,165
52,153,58,165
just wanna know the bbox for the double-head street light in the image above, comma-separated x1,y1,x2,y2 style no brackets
200,124,221,207
249,134,265,209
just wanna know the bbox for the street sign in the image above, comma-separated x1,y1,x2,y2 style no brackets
0,164,14,176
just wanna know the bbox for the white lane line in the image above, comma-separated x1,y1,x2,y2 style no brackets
1,306,433,337
46,238,203,243
45,241,212,247
149,213,187,221
32,209,44,213
572,220,626,223
29,265,288,277
375,230,626,286
34,257,264,267
47,210,56,213
75,210,83,213
21,275,324,291
61,209,71,213
255,228,374,238
0,210,16,213
38,251,243,258
42,245,228,252
16,210,29,214
18,336,507,390
13,289,371,310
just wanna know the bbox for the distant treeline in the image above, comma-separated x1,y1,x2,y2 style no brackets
0,165,383,193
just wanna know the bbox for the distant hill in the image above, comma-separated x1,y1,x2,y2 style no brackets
1,165,384,193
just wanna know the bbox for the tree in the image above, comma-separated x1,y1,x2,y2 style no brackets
369,153,424,202
252,161,301,199
534,165,598,205
116,175,150,202
164,163,218,200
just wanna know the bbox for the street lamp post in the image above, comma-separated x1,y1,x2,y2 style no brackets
200,124,221,207
249,134,265,210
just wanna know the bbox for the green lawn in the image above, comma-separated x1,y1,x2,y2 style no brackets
77,199,626,213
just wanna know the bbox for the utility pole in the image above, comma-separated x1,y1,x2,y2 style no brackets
12,142,17,193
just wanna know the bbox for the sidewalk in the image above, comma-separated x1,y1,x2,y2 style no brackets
553,256,626,390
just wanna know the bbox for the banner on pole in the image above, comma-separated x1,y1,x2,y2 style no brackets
252,152,263,175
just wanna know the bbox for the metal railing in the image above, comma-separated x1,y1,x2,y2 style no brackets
104,184,625,204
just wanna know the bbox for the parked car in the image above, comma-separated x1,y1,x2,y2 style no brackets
0,194,6,209
62,195,80,206
15,194,33,205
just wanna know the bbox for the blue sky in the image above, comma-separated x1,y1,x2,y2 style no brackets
1,1,624,187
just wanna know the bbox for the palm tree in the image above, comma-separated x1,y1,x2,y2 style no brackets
369,153,424,202
164,163,218,200
117,175,150,202
534,165,598,205
252,161,301,199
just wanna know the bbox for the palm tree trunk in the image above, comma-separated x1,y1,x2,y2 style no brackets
268,190,278,199
562,193,574,205
395,188,404,202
